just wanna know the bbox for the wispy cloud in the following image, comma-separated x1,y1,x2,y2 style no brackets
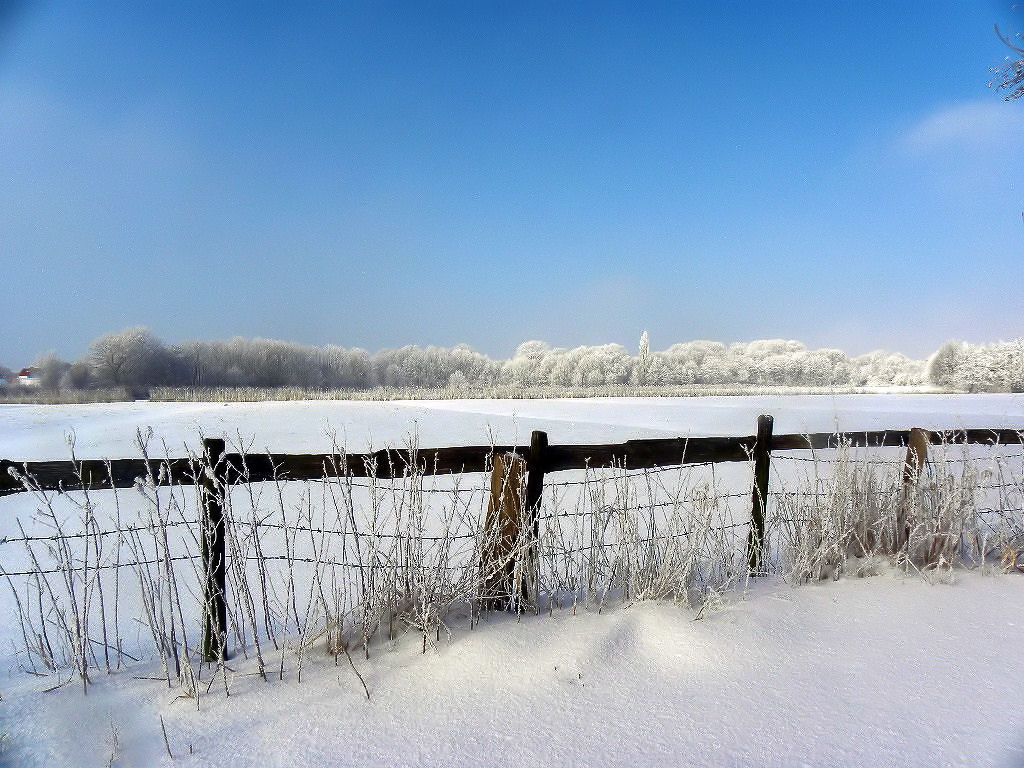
903,99,1024,154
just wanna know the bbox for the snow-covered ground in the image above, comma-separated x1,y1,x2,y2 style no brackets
1,392,1021,459
3,572,1024,768
2,394,1023,767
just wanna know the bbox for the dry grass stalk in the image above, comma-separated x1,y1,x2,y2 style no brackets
0,429,1020,697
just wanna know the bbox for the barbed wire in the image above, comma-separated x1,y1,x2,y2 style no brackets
6,483,1018,548
240,519,480,541
537,492,750,521
297,477,492,494
544,461,718,488
765,509,1024,525
237,554,476,571
5,446,1023,579
0,553,198,577
0,519,200,545
0,551,485,577
542,523,751,558
768,481,1022,499
7,505,1021,577
772,452,1024,465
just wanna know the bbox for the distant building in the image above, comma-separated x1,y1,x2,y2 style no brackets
17,368,40,386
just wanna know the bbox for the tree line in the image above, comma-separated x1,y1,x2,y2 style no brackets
2,328,1022,393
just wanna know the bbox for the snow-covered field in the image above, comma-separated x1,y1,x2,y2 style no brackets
4,572,1024,768
2,394,1023,767
3,392,1022,460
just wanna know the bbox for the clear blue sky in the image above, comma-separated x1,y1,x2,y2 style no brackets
2,1,1021,366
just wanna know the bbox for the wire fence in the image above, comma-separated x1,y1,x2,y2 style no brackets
4,447,1022,567
1,432,1023,694
3,445,1023,575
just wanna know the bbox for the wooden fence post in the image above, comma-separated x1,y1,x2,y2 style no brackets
201,437,228,662
524,430,548,604
481,451,527,611
896,427,929,554
902,428,929,484
480,430,547,612
747,414,773,576
525,431,548,538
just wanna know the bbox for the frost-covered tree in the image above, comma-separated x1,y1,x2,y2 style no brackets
34,353,70,390
638,329,650,362
804,348,849,386
926,341,966,387
922,339,1023,392
88,327,179,387
1008,340,1024,392
45,328,1024,393
62,361,93,389
635,330,652,385
502,341,551,387
991,22,1024,101
756,354,790,386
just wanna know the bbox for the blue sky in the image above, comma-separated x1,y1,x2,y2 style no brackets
1,1,1022,365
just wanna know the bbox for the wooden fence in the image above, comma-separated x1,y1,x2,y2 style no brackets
2,417,1022,661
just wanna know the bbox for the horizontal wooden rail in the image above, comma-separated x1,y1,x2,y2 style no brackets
0,457,197,497
771,428,1024,451
2,428,1022,498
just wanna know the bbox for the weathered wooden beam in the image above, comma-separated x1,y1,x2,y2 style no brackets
0,459,22,495
747,415,773,576
771,428,1024,452
480,452,527,611
928,428,1024,446
201,438,228,663
236,444,519,482
1,427,1022,498
525,431,548,537
542,435,756,472
771,431,913,450
524,430,548,607
0,457,197,497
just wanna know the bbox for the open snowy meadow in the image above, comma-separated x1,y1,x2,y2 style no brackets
2,393,1024,767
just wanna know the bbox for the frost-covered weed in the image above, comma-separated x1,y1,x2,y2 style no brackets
1,431,1021,695
772,438,1024,583
538,463,747,611
148,383,941,404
